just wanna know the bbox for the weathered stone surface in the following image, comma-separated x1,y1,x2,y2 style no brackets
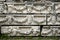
0,0,60,36
1,26,40,36
41,26,60,36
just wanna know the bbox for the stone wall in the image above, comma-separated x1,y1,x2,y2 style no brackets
0,0,60,36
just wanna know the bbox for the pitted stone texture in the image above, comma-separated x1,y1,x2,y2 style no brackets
41,26,60,36
0,15,46,25
4,4,51,13
1,26,40,36
56,4,60,13
47,14,60,25
41,26,53,36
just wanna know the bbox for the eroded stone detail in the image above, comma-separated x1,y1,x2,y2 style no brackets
41,26,60,36
0,15,46,25
1,26,40,36
0,0,60,36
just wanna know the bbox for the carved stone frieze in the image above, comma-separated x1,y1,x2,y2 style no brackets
1,26,40,36
41,26,60,36
0,15,46,25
